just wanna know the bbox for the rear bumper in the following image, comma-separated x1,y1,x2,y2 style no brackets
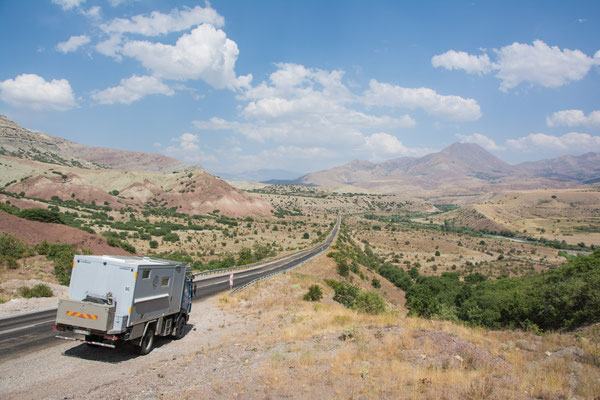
55,335,116,349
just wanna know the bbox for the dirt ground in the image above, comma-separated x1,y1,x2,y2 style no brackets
1,250,599,399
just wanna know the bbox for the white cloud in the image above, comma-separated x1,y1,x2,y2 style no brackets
100,5,224,36
0,74,77,111
546,109,600,129
164,133,215,164
95,35,123,60
91,75,174,104
432,40,600,91
121,24,251,89
363,133,428,161
56,34,91,53
52,0,85,10
81,6,101,20
505,132,600,152
456,133,503,151
194,64,414,146
495,40,599,91
431,50,493,74
363,80,482,121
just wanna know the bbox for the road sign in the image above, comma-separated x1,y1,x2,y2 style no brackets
229,273,233,289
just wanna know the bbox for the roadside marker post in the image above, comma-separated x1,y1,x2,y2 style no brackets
229,273,234,290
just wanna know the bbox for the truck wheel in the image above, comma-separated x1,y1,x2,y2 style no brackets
137,328,155,355
173,317,186,340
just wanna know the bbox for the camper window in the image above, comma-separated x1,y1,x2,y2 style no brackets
142,270,150,279
161,277,170,287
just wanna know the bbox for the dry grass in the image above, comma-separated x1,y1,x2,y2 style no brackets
211,249,600,399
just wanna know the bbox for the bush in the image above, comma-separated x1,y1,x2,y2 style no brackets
149,240,159,249
336,259,349,277
303,232,309,239
120,241,136,254
371,277,381,289
19,208,65,224
355,290,387,315
163,232,180,242
35,242,79,285
18,284,53,298
405,249,600,331
0,233,30,258
327,280,360,308
303,284,323,301
3,256,19,269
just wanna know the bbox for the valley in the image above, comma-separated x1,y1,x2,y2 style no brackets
1,116,599,398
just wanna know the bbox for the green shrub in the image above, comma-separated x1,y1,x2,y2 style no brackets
106,237,120,247
18,284,53,298
328,280,359,308
303,284,323,301
163,232,179,242
120,241,136,254
355,290,387,315
149,240,159,249
371,277,381,289
0,233,30,258
3,256,19,269
336,259,349,277
35,242,79,285
19,208,65,224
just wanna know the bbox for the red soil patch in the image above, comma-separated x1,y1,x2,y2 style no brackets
0,211,129,255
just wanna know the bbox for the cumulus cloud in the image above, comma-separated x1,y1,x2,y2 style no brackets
121,24,251,89
95,35,123,60
546,109,600,129
363,133,430,161
52,0,85,10
195,63,415,146
432,40,600,91
0,73,77,111
431,50,493,74
164,133,215,164
100,5,224,36
363,80,482,121
456,133,503,151
91,75,174,104
505,132,600,152
56,34,90,53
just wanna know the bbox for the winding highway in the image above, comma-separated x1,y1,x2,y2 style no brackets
0,217,339,361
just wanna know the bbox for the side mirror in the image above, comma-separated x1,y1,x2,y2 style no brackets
193,284,197,297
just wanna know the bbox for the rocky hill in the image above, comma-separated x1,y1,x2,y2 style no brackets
0,115,194,173
0,115,272,218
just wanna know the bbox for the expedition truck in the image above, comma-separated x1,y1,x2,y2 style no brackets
54,255,196,355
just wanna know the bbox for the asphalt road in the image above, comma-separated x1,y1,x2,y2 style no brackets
0,218,339,361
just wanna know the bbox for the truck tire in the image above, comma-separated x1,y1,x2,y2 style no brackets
172,317,186,340
137,328,155,355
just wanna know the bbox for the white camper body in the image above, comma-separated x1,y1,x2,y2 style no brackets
55,255,194,354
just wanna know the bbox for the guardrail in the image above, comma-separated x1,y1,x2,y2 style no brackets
230,217,340,295
192,217,340,279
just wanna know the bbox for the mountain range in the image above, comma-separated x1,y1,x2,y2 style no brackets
271,142,599,194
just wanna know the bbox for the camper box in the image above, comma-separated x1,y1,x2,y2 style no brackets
56,255,191,335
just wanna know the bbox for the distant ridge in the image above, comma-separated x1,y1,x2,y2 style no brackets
287,143,599,194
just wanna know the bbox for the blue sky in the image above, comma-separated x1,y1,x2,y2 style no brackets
1,0,599,180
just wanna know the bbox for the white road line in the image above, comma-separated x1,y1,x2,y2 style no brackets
0,319,55,336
